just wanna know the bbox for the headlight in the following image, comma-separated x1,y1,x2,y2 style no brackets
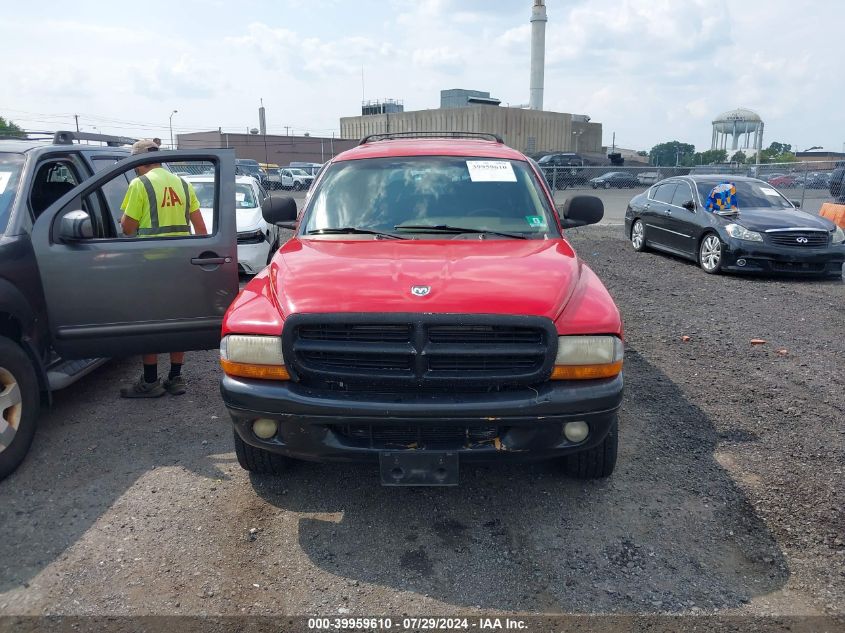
832,226,845,244
725,223,763,242
552,336,624,380
220,335,289,380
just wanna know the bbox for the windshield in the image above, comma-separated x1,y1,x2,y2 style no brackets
0,153,25,234
696,180,794,211
302,156,558,239
191,182,258,209
236,161,261,175
290,169,309,177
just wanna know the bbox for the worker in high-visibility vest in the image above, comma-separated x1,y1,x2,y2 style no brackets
118,139,208,398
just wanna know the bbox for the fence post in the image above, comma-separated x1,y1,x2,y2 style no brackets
552,167,557,191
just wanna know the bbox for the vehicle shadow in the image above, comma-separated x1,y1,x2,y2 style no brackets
0,354,234,594
248,348,789,613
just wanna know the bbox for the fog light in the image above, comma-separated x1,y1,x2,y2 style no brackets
252,418,278,440
564,421,589,443
736,258,747,267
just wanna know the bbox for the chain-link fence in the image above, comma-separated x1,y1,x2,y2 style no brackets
538,161,845,215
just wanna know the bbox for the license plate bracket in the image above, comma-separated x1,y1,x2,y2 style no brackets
379,451,459,486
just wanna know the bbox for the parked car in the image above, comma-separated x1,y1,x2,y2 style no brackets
279,168,314,191
829,163,845,199
235,158,272,190
0,132,238,479
536,152,588,189
289,162,324,177
637,171,662,185
768,174,797,189
590,171,639,189
624,176,845,276
220,132,624,485
187,175,280,275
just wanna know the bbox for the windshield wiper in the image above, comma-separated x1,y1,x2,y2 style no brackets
306,227,407,240
394,224,528,239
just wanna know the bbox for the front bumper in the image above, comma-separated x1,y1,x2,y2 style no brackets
236,240,271,275
222,375,624,463
721,239,844,275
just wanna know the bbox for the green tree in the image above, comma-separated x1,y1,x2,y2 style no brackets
693,149,728,165
730,150,747,163
758,141,796,164
0,116,24,139
649,141,695,166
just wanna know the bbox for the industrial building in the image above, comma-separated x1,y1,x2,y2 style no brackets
176,131,357,166
339,1,603,156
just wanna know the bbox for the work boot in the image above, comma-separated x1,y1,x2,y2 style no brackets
163,375,187,396
120,376,166,398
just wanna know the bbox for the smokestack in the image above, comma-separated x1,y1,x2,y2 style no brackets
529,0,547,111
258,99,267,136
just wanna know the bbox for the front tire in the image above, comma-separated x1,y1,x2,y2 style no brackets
234,429,291,475
699,233,723,274
604,182,611,189
293,182,302,191
630,219,647,251
562,416,618,479
0,337,39,480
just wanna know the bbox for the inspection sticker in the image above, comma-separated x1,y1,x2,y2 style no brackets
235,192,246,203
0,172,10,195
466,160,516,182
525,215,547,228
760,187,781,197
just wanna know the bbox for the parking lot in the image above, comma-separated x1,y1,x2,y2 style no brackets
1,226,842,620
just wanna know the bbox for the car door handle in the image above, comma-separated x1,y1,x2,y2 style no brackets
191,256,231,265
664,209,672,215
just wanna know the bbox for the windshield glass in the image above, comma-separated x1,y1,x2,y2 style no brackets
290,169,309,177
236,160,261,175
696,180,794,211
0,153,25,234
191,182,258,209
302,156,558,239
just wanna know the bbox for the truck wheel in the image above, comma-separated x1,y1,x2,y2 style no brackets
562,416,617,479
0,337,39,480
233,429,290,475
293,182,302,191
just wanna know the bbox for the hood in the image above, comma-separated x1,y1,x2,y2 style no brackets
268,238,581,320
200,207,264,233
727,207,835,232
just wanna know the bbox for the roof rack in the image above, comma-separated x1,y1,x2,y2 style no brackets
53,130,137,147
358,131,504,145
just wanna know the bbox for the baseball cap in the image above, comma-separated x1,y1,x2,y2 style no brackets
130,139,160,155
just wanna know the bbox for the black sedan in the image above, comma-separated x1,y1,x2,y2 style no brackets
624,175,845,276
590,171,640,189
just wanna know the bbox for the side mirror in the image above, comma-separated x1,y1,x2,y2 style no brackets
59,210,93,241
557,195,604,229
262,195,298,229
682,200,696,211
790,200,801,208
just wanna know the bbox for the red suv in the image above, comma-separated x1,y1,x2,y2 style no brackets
220,132,624,485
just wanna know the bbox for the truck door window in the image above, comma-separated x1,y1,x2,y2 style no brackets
91,156,132,225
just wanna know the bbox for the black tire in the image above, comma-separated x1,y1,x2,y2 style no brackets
0,337,39,480
562,416,618,479
293,182,302,191
699,232,723,274
630,219,648,252
233,429,290,475
604,182,611,189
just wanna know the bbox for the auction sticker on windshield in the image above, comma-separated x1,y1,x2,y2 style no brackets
760,187,781,197
466,160,517,183
0,172,11,194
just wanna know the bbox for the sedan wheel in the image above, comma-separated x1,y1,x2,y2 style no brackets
604,182,611,189
631,219,647,252
699,233,723,274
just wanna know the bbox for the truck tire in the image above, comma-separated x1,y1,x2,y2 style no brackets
233,429,290,475
562,416,617,479
0,336,39,480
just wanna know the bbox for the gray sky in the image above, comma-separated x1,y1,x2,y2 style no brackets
2,0,841,153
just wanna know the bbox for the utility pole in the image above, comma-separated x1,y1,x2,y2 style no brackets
74,114,80,132
611,131,616,153
285,126,290,136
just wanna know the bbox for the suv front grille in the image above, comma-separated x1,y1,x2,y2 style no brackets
284,314,556,391
331,424,501,448
767,231,829,248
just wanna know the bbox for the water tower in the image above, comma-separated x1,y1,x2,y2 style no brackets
711,108,764,154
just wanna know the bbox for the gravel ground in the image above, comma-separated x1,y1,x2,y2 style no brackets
0,226,842,624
